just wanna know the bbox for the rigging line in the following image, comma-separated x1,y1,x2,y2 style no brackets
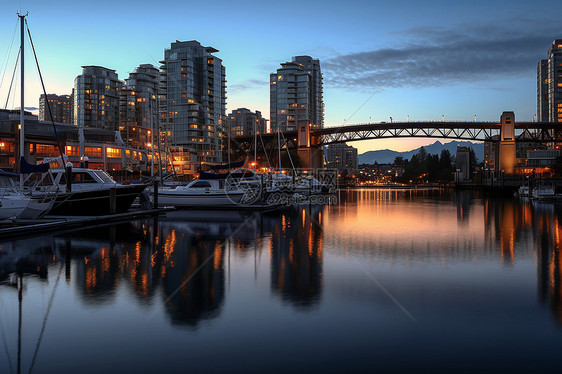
279,131,296,172
341,58,412,126
258,133,272,168
28,263,64,374
25,20,66,164
0,18,20,92
3,48,20,110
11,63,19,110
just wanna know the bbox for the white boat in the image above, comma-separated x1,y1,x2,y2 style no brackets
0,170,53,220
531,185,556,200
515,185,530,198
156,178,246,208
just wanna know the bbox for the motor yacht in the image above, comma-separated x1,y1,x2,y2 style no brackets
26,168,146,215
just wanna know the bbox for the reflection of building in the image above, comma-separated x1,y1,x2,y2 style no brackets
537,40,562,123
270,208,323,308
456,146,470,182
159,41,226,174
537,216,562,323
227,108,267,137
39,93,73,124
270,56,323,132
161,236,225,326
74,66,121,131
326,143,358,174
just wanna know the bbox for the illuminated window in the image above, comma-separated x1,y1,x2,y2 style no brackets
35,144,57,156
65,146,79,156
85,147,102,157
106,147,121,158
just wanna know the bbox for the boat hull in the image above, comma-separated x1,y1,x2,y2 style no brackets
46,184,147,216
0,196,29,220
156,190,245,208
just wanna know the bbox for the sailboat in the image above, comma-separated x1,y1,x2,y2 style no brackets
12,14,145,216
0,13,53,220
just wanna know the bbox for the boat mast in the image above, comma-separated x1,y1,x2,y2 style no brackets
18,12,27,187
277,129,281,171
149,94,154,177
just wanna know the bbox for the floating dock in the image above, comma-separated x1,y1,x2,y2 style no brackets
0,208,168,240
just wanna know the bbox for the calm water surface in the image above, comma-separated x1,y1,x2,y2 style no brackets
1,189,561,373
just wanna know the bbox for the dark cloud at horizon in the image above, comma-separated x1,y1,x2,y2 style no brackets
323,21,561,90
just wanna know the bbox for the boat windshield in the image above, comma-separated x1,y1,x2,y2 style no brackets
93,170,117,184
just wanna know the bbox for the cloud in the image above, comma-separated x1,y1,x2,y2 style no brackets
323,21,561,90
228,79,267,92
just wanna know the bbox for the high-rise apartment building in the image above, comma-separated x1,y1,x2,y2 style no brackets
39,94,73,124
74,66,121,131
159,40,226,171
227,108,267,137
270,56,323,132
326,143,358,173
119,64,159,150
537,40,562,122
537,60,549,122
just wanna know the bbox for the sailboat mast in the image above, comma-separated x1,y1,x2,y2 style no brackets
19,13,26,187
277,129,281,170
149,95,154,177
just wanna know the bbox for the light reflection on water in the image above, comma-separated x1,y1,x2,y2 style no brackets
1,189,562,373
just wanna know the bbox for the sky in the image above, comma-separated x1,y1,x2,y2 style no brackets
0,0,561,153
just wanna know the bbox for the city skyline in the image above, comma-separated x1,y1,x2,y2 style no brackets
1,0,561,153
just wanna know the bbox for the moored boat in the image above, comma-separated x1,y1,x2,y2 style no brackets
26,168,146,215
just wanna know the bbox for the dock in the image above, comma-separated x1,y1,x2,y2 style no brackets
0,208,169,240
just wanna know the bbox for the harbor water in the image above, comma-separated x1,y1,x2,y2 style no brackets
1,189,561,373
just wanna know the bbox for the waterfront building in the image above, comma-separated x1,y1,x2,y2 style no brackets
74,66,121,131
537,40,562,123
326,143,358,174
270,56,323,133
119,64,159,171
0,111,151,172
159,40,226,174
39,94,73,124
227,108,267,137
537,60,549,122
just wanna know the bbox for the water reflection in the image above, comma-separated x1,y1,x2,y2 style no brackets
270,205,323,308
3,189,562,332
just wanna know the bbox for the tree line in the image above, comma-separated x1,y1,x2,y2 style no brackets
393,147,476,183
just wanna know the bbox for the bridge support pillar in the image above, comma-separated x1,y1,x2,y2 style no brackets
297,123,324,169
499,111,516,174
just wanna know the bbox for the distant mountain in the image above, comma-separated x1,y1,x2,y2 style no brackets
358,140,484,165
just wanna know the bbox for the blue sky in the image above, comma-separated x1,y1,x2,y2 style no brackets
0,0,561,153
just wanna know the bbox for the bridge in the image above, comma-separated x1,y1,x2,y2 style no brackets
232,112,562,174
